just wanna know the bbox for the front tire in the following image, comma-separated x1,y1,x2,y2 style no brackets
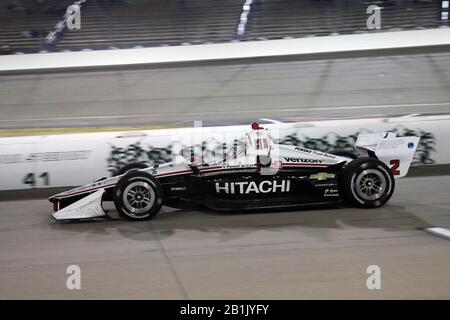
340,157,394,208
115,162,148,176
113,171,163,221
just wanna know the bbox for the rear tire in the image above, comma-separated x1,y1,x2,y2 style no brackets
340,157,394,208
331,150,357,159
113,171,163,221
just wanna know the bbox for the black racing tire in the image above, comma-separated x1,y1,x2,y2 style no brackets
113,171,163,221
115,162,148,176
340,157,394,208
330,150,358,159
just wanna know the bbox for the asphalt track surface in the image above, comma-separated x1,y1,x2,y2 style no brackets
0,52,449,129
1,175,450,299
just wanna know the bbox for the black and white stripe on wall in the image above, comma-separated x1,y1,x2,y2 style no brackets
441,1,449,22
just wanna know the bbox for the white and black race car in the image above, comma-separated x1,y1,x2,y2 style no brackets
49,122,420,221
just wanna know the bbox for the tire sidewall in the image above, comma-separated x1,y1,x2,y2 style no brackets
114,171,163,220
342,158,395,208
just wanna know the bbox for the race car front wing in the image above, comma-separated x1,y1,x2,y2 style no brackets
52,189,108,220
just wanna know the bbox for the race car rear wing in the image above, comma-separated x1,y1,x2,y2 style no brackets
356,132,420,178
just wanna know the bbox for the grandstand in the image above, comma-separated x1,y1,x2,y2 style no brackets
0,0,71,53
57,0,243,50
0,0,446,54
246,0,440,39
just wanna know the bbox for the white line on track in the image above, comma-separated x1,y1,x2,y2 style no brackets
400,113,421,118
423,227,450,240
259,118,284,124
0,102,449,123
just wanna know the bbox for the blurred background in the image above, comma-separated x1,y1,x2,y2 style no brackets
0,0,447,54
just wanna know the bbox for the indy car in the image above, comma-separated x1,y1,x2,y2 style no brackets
49,122,420,221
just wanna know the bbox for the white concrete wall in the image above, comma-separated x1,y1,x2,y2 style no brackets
0,28,449,73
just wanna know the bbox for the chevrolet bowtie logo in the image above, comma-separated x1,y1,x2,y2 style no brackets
309,172,336,180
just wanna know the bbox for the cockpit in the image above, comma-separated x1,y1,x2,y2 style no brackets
245,122,273,167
